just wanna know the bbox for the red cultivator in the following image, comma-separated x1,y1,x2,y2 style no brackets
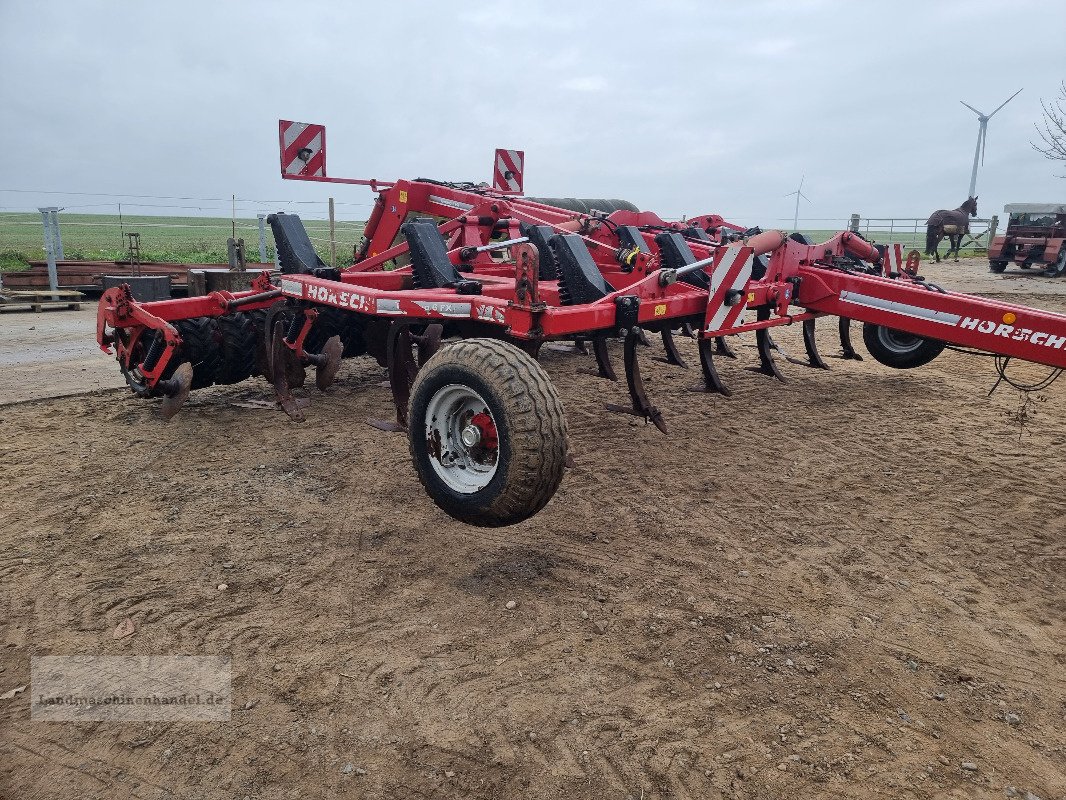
97,124,1066,527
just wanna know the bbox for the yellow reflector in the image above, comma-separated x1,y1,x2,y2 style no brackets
1003,312,1017,324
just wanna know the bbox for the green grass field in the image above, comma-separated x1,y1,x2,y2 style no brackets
0,214,977,273
0,212,365,270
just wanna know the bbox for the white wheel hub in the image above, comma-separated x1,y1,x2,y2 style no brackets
879,327,924,354
423,384,499,494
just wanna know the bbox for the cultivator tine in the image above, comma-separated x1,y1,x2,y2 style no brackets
714,336,737,359
692,337,732,396
637,329,652,348
573,337,590,355
770,334,813,368
158,362,193,421
682,322,697,339
837,317,863,360
754,309,787,383
802,318,830,369
367,323,418,432
605,332,667,433
771,322,827,369
590,336,617,380
658,328,689,368
271,321,307,422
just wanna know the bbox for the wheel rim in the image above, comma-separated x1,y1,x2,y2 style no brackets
878,326,925,355
423,383,500,494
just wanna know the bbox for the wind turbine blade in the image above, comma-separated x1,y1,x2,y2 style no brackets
988,88,1023,118
959,100,983,116
980,124,987,166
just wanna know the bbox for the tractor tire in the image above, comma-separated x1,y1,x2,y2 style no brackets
163,317,222,389
215,313,258,385
989,260,1008,273
862,323,945,369
243,309,269,377
1050,248,1066,278
408,338,568,527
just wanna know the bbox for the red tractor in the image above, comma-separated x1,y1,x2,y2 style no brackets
989,203,1066,276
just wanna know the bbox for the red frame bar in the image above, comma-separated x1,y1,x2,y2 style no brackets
98,174,1066,394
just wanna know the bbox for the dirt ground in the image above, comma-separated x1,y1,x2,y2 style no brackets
0,258,1063,799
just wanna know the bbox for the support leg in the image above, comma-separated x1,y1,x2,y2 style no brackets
714,336,737,359
802,318,830,369
271,320,308,422
591,336,617,380
837,317,863,361
367,323,418,432
754,308,786,383
692,337,731,396
658,328,688,368
605,332,667,433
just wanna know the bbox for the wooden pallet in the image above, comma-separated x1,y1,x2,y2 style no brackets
0,289,85,313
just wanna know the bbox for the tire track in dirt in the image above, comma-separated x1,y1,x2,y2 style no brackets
1,279,1064,798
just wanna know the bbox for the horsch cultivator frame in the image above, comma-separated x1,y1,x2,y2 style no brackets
97,122,1066,526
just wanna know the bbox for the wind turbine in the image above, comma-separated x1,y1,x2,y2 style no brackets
785,176,810,231
960,88,1022,198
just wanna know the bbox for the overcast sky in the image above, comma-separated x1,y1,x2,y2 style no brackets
2,0,1064,226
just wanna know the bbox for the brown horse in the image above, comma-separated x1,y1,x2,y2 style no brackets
925,197,978,262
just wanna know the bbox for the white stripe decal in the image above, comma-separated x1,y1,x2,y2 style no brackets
280,278,304,296
428,195,475,212
709,246,743,292
375,299,406,315
304,131,322,166
839,291,961,325
414,301,472,318
282,122,305,149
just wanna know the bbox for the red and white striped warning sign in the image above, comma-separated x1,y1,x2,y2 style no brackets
493,149,524,194
279,120,327,178
880,242,900,276
703,245,754,334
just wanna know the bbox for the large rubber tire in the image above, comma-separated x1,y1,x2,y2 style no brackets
862,323,946,369
162,317,222,389
1051,247,1066,278
408,338,568,527
989,260,1008,273
215,313,258,385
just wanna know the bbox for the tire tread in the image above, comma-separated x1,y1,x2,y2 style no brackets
408,338,568,527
